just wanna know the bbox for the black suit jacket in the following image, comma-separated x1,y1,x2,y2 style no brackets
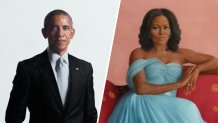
6,50,97,123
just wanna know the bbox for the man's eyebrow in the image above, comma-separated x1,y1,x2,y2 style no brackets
48,24,58,27
48,25,70,27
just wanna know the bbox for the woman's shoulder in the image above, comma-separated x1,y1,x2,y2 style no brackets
177,48,194,54
129,48,149,64
177,48,198,62
131,48,145,55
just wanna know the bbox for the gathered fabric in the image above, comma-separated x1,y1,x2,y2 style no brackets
108,58,205,123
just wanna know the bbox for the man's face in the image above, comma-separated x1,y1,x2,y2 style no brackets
43,15,75,55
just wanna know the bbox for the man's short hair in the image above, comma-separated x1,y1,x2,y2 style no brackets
44,9,73,29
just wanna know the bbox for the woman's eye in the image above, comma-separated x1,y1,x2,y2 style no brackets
164,26,170,30
152,26,159,30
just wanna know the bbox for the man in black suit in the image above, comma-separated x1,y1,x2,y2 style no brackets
6,9,97,123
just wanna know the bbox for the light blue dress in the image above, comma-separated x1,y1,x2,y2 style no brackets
108,58,205,123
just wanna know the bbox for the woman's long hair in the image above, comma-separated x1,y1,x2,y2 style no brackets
138,8,181,51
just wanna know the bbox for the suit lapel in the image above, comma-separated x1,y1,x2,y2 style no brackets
64,55,81,113
38,50,64,111
38,52,83,114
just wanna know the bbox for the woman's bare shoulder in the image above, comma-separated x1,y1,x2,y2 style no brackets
131,48,145,55
178,48,202,60
129,48,146,64
177,48,194,55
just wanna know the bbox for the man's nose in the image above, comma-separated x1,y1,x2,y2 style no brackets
57,28,64,36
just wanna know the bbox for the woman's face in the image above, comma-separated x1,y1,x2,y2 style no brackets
150,15,171,46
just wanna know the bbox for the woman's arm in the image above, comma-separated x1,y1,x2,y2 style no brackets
129,48,193,95
181,48,218,72
180,48,218,92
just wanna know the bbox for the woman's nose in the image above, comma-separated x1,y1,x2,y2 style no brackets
159,28,164,35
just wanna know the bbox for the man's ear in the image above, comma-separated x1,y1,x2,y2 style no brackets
41,28,47,39
70,28,75,39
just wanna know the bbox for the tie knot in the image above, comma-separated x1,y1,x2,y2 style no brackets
56,57,65,70
59,57,64,62
56,57,64,64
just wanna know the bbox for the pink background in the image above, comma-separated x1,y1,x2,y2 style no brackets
107,0,218,85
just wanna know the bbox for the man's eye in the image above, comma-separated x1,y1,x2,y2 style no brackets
63,26,70,30
49,26,58,31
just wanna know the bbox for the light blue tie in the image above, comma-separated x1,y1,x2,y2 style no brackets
55,57,68,105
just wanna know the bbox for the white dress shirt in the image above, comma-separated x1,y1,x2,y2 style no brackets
47,48,69,104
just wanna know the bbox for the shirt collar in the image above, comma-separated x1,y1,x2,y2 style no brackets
47,48,69,65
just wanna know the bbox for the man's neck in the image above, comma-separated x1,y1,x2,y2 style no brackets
48,47,67,56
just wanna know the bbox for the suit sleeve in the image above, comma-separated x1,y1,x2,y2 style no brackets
6,62,29,123
84,63,97,123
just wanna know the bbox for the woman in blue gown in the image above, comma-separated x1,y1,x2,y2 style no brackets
108,8,218,123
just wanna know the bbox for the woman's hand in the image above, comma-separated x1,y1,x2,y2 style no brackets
179,66,196,94
187,66,200,90
184,66,200,95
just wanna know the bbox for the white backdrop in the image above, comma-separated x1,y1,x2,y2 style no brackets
0,0,120,122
